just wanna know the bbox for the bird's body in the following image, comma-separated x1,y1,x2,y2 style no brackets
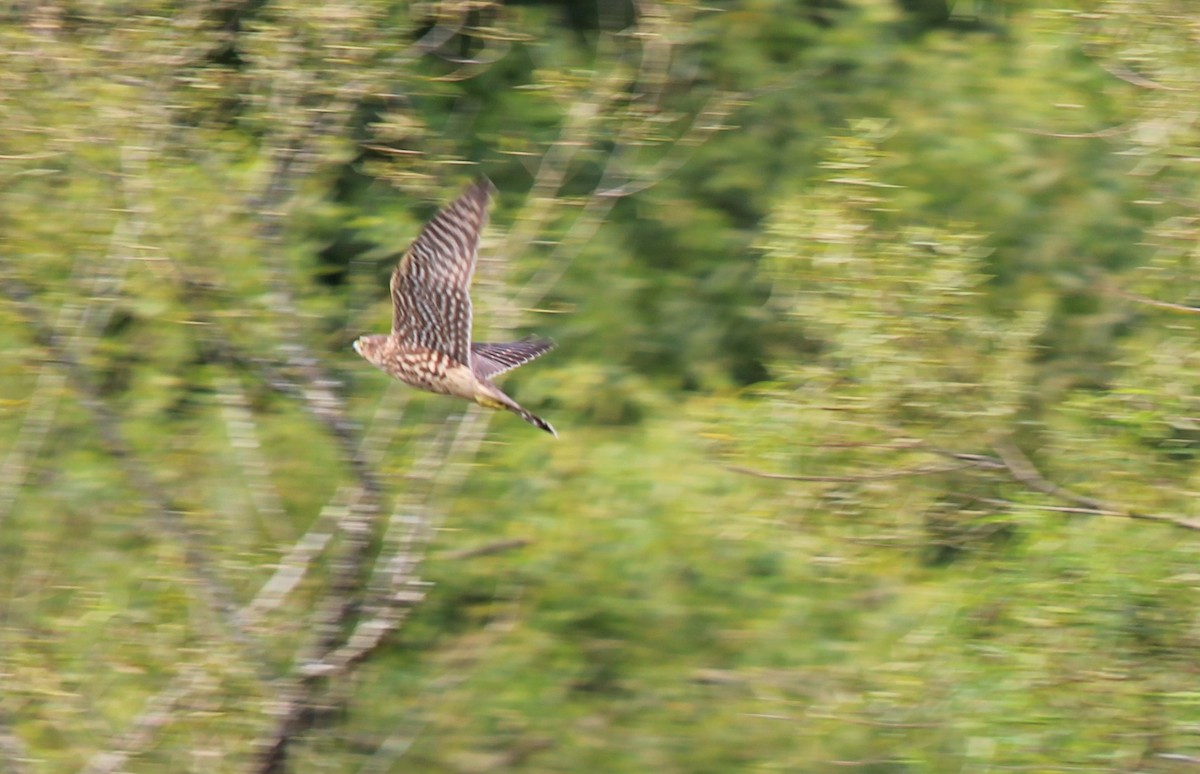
352,179,557,436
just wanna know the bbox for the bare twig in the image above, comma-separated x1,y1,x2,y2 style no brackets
357,562,524,774
399,4,470,61
595,91,741,199
216,375,291,540
80,667,205,774
0,143,148,527
1109,285,1200,315
0,364,66,527
440,537,532,561
726,462,972,483
1157,753,1200,765
1019,122,1133,140
1096,59,1181,92
84,364,411,774
991,439,1110,512
967,495,1121,517
919,446,1007,470
510,28,738,314
924,440,1200,532
740,433,1200,533
990,438,1200,532
297,416,471,680
238,383,410,629
0,706,29,774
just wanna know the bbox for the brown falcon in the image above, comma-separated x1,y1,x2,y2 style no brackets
352,178,557,436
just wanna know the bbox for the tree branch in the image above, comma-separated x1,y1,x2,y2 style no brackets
0,278,268,668
246,119,390,773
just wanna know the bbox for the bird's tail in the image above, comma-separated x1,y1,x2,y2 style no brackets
476,384,557,437
512,405,557,437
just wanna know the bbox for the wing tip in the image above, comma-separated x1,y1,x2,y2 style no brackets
517,334,556,352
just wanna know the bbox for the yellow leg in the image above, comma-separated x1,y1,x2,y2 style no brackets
475,394,506,410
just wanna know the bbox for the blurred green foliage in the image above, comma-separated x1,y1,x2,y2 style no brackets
2,0,1200,771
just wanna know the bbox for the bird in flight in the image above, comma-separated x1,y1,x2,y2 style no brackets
352,178,557,436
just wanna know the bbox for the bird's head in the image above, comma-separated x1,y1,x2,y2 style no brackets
352,334,385,363
352,334,392,368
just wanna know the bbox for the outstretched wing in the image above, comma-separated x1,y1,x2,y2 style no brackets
390,178,495,364
471,337,556,381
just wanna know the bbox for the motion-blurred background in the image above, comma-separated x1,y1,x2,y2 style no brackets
2,1,1199,771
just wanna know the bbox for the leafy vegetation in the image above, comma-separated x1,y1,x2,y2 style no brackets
2,1,1199,771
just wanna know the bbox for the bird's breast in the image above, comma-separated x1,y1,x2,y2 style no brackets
386,348,477,400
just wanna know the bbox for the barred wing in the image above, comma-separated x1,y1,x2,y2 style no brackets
471,337,556,380
390,178,495,364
